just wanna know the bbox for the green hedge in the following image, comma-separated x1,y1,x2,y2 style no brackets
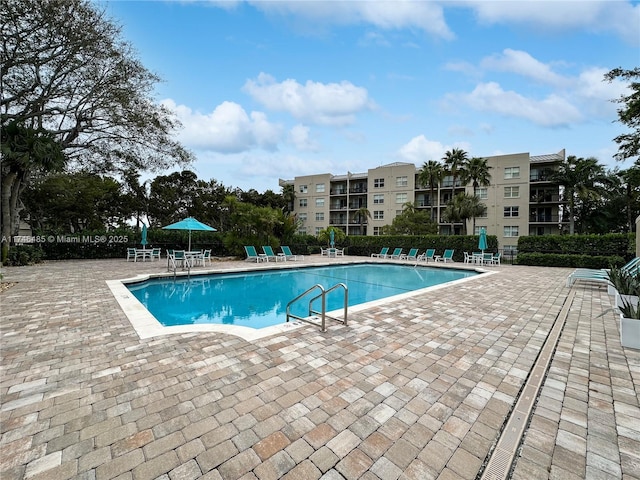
518,233,633,257
516,233,635,268
515,253,626,269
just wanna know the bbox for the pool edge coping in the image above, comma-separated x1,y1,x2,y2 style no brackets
107,260,497,341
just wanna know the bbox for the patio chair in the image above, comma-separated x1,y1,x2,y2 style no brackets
151,247,161,261
371,247,389,258
126,248,137,262
400,248,420,260
170,250,190,270
201,249,212,266
280,246,302,261
244,246,267,263
490,252,501,266
262,246,286,262
436,249,454,263
387,248,403,259
417,249,435,262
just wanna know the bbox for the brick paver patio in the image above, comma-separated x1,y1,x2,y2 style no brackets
1,257,638,479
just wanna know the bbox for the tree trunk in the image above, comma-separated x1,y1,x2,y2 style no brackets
1,172,19,261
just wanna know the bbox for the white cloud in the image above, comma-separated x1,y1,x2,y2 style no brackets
466,0,640,44
161,99,283,153
247,1,454,39
288,124,320,152
452,82,583,127
397,135,451,163
243,73,373,126
480,49,570,87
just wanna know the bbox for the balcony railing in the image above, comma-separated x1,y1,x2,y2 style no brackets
529,214,560,223
530,194,560,203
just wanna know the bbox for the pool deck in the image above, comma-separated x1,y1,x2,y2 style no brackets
1,256,638,480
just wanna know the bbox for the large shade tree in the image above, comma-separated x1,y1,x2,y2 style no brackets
551,156,612,234
1,0,192,255
605,67,640,163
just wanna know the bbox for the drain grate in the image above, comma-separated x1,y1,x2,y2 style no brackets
480,288,576,480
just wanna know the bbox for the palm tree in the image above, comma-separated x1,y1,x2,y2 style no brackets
441,193,484,235
462,157,492,191
461,157,491,232
442,148,468,233
281,183,295,213
351,207,371,235
417,160,444,223
550,155,611,234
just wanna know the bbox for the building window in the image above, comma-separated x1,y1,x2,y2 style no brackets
396,193,407,204
299,184,308,193
503,245,518,254
315,198,325,207
504,226,519,237
315,212,324,221
504,186,520,198
316,183,325,193
373,226,383,236
315,227,323,235
475,187,488,199
299,199,307,207
474,226,487,235
504,167,520,179
374,178,385,188
373,210,384,220
298,213,307,222
373,194,384,204
396,176,408,187
504,206,519,217
297,226,307,234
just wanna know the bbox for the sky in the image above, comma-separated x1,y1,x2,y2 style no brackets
101,0,640,193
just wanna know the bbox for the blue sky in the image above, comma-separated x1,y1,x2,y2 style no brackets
102,0,640,193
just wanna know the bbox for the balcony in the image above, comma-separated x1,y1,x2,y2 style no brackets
530,193,560,203
529,214,560,223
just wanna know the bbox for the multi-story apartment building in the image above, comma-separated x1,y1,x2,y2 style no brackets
280,149,568,253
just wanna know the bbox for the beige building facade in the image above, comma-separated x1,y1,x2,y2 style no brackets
280,149,567,253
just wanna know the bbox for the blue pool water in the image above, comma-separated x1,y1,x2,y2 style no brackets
127,264,477,329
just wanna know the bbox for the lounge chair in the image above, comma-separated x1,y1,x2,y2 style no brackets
371,247,389,258
262,246,286,262
417,249,435,262
388,248,403,259
436,249,454,263
280,246,302,261
400,248,420,260
244,246,267,263
567,258,639,287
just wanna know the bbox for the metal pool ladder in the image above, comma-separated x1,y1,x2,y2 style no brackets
286,283,348,332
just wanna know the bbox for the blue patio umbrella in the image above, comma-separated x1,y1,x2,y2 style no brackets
329,229,335,248
478,227,488,253
140,223,148,247
162,217,216,251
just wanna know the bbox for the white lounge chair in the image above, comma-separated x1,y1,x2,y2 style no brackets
417,249,435,262
280,246,302,261
371,247,390,258
262,245,285,262
244,246,267,263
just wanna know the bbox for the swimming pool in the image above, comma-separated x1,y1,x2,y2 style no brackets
126,263,478,330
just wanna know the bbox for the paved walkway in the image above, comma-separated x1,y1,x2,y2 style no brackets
1,257,638,480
